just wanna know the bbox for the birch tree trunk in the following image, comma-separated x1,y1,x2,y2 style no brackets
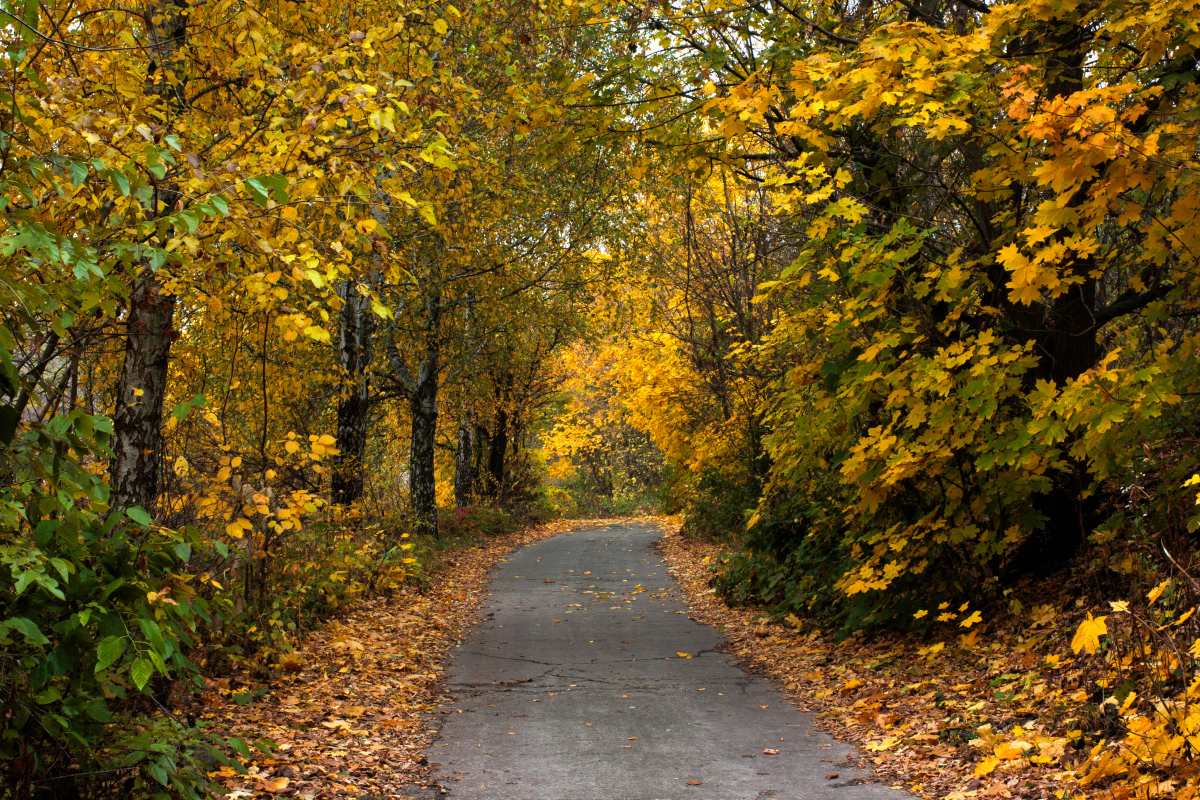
454,412,475,508
111,273,176,510
409,343,439,535
110,0,187,512
332,282,375,504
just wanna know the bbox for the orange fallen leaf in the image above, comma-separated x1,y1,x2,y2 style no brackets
687,779,702,785
763,749,780,755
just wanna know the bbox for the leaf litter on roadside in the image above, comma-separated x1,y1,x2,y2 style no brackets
188,519,585,799
657,520,1200,800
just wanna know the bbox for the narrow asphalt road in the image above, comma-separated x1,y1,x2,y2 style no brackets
422,521,905,800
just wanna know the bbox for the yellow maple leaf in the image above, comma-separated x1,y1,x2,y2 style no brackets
995,741,1031,760
974,756,1000,777
1071,613,1108,655
1147,579,1171,605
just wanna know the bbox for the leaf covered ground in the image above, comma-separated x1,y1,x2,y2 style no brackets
657,523,1199,800
187,518,1197,800
188,520,588,799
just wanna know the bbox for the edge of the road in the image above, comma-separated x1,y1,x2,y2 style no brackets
654,522,947,798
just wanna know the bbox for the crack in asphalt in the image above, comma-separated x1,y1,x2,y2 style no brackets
451,650,726,668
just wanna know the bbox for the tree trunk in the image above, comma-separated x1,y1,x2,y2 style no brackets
487,406,507,502
332,283,374,504
409,348,439,535
1008,21,1099,574
109,0,186,513
408,261,442,535
454,411,475,508
110,271,176,511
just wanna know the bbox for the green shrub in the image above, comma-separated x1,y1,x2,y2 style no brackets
0,344,258,798
680,467,760,541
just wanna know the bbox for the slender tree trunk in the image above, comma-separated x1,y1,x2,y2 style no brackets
452,291,478,509
332,283,374,504
487,406,507,502
408,259,442,535
474,421,489,491
454,411,475,507
111,272,177,511
109,0,186,512
409,347,439,535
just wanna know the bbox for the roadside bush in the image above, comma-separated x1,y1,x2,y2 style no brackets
0,352,254,798
680,468,760,542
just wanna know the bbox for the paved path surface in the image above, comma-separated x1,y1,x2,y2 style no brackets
422,522,905,800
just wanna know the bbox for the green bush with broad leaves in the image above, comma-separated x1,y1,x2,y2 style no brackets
0,339,259,797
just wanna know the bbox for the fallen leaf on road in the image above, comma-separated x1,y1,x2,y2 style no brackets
677,652,693,658
544,579,555,583
687,779,702,785
628,737,638,740
763,749,780,755
826,773,839,779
